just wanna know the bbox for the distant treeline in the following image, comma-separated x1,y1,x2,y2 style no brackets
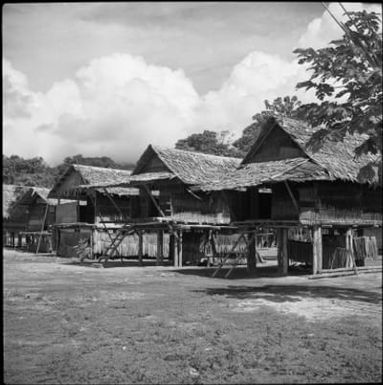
3,154,136,188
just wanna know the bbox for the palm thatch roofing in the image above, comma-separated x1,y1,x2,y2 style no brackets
3,184,30,219
15,187,65,206
132,145,241,185
195,116,381,191
48,164,138,198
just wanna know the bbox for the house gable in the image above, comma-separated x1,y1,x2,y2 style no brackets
49,167,85,199
242,120,308,164
133,146,173,175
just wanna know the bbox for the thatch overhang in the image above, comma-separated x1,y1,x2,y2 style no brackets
48,164,135,199
132,145,241,186
194,158,330,192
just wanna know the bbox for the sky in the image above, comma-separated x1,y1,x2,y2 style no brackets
3,2,381,165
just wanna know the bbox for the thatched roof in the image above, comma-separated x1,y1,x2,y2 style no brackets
196,116,381,191
194,158,329,191
16,187,67,206
48,164,138,198
3,185,30,219
132,145,241,185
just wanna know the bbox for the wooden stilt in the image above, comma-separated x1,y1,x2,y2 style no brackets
312,225,323,275
346,228,358,274
157,230,164,265
174,231,179,267
277,228,289,275
178,230,183,267
209,230,217,266
36,204,49,254
138,231,143,266
247,232,256,273
169,232,175,265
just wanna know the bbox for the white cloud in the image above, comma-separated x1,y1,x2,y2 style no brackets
6,2,380,165
298,2,382,49
3,54,200,164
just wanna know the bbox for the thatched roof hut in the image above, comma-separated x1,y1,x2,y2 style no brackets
195,116,381,191
130,145,241,185
3,184,30,219
48,164,138,200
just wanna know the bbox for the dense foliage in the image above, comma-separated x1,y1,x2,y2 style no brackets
175,130,243,158
294,10,382,181
233,96,303,155
3,154,135,188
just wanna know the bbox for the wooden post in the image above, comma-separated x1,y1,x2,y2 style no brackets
157,230,164,265
138,231,143,265
169,232,175,265
277,228,289,275
247,232,256,273
346,228,357,271
209,231,217,266
312,225,323,275
89,229,94,259
178,230,183,267
173,231,179,267
36,204,49,254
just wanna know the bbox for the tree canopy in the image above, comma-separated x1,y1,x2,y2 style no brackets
294,10,382,181
3,154,135,188
175,130,242,158
233,95,303,155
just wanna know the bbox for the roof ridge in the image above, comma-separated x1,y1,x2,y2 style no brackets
73,164,132,172
151,145,241,162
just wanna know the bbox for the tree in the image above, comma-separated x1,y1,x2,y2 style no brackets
175,130,242,157
233,96,303,155
293,10,382,181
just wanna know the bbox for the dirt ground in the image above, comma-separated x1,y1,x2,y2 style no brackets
3,249,382,384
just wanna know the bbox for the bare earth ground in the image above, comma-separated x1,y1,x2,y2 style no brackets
3,249,382,384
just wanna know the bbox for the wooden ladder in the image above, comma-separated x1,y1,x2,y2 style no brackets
98,224,136,265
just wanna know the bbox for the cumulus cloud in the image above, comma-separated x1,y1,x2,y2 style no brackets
5,2,380,165
4,51,316,163
3,54,200,164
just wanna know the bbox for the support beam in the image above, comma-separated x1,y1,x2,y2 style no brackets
173,231,179,267
284,181,299,213
36,204,49,254
247,232,257,273
312,225,323,275
178,230,183,267
277,228,289,275
143,185,166,217
138,230,143,266
157,230,164,265
169,232,175,265
102,187,124,219
209,230,218,267
346,228,358,274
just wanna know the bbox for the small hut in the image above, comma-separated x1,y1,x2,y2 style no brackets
8,187,62,252
3,184,30,247
195,116,382,275
47,164,140,258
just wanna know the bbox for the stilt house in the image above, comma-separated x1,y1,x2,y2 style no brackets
92,146,251,266
3,184,30,247
194,116,382,275
3,186,61,251
47,164,141,258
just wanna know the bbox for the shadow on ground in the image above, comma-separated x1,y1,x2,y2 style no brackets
62,259,172,268
172,264,312,279
194,284,382,304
